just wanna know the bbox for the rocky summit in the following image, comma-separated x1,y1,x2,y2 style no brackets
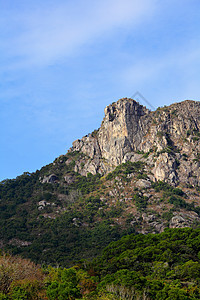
1,97,200,266
71,98,200,186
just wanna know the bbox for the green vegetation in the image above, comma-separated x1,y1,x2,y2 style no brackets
133,193,148,211
0,157,139,266
156,131,164,138
1,227,200,299
91,129,99,137
152,180,184,196
193,153,200,163
152,181,200,216
142,149,153,158
1,140,200,271
92,227,200,299
1,150,200,268
155,131,181,155
106,161,146,181
171,109,177,115
186,129,200,144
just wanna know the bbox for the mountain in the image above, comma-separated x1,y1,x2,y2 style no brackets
70,98,200,185
1,98,200,266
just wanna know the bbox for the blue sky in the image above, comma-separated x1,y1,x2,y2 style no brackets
1,0,200,181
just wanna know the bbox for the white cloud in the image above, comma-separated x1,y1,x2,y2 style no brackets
0,0,157,68
121,39,200,94
117,34,200,109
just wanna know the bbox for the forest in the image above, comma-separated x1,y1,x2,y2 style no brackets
1,227,200,299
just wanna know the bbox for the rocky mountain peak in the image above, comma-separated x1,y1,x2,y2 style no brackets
103,97,149,122
70,98,200,187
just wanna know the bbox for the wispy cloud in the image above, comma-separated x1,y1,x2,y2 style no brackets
120,38,200,105
0,0,157,68
2,0,200,182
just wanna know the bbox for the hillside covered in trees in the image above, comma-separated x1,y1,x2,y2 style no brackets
1,156,200,266
1,228,200,299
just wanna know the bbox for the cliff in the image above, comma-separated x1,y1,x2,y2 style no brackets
70,98,200,187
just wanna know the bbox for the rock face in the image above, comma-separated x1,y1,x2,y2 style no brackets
169,212,199,228
98,99,150,165
41,174,58,183
69,98,200,186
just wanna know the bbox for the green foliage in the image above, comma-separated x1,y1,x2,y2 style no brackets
109,114,115,122
142,152,149,158
136,150,144,154
142,149,153,158
106,161,145,180
46,267,81,300
106,206,123,218
0,293,8,300
0,161,134,266
91,129,99,137
91,228,200,299
133,193,148,211
152,181,184,196
171,109,177,115
97,228,200,273
157,131,164,138
1,228,200,299
2,139,200,300
168,195,189,209
10,280,42,300
151,181,199,213
1,150,200,297
162,211,173,221
157,146,175,155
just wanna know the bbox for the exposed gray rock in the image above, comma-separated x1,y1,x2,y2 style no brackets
169,212,199,228
38,200,51,210
41,174,58,183
142,213,155,222
8,239,32,247
64,174,75,184
136,179,151,189
68,98,200,186
38,200,47,207
152,153,178,185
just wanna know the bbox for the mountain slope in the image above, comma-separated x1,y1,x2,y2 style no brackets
1,98,200,266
